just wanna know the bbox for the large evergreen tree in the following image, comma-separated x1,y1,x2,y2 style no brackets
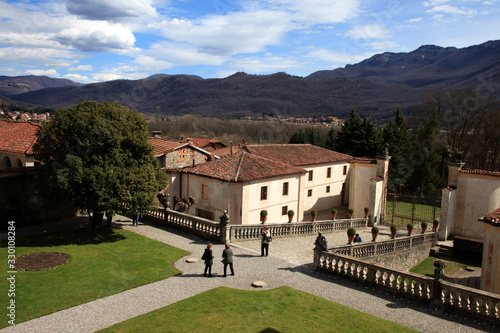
405,111,443,198
382,109,410,190
333,110,382,157
34,101,167,227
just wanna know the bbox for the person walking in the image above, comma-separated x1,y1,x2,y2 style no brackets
261,227,271,256
201,243,214,277
222,243,235,277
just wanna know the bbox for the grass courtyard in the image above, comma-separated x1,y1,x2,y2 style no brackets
1,227,188,328
100,286,417,333
1,225,419,332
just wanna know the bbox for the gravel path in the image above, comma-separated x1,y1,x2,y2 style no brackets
1,216,497,333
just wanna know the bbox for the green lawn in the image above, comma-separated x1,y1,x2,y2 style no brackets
386,200,440,226
410,256,481,278
100,286,417,333
1,227,188,328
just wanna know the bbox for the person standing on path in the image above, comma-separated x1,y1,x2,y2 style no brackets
261,227,271,256
201,243,214,277
222,243,235,277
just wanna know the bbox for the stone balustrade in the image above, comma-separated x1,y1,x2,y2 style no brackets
313,251,500,322
331,233,437,258
140,208,230,243
231,218,368,241
138,207,367,243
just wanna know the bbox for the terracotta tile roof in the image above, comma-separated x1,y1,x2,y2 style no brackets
460,169,500,177
204,146,241,157
479,206,500,227
0,120,40,155
351,157,377,164
182,151,306,182
244,144,353,166
181,137,225,148
148,138,185,156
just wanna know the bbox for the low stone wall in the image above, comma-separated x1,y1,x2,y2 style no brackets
313,250,500,323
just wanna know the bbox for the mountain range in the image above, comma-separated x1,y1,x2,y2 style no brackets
2,40,499,121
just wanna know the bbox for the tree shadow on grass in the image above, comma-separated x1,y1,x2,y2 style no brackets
4,227,127,248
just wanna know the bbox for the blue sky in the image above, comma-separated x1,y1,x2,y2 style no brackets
0,0,498,83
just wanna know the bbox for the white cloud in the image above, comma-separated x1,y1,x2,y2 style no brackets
345,24,391,39
426,4,477,15
269,0,361,25
409,17,423,22
63,73,92,83
423,0,450,7
68,65,94,71
26,69,59,77
158,10,292,56
54,22,136,52
65,0,158,21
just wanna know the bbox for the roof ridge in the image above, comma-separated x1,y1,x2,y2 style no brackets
234,151,245,181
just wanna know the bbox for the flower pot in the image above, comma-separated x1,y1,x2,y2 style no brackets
421,227,427,233
372,233,378,241
260,216,267,223
390,231,397,239
288,216,293,223
364,212,369,217
348,213,353,219
331,213,337,220
407,229,413,236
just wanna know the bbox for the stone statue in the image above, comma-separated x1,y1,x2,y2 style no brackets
433,260,446,280
157,192,170,210
314,232,328,251
219,210,229,226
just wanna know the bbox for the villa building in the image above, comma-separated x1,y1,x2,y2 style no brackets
0,120,40,169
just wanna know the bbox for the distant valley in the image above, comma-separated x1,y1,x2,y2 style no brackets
2,40,499,122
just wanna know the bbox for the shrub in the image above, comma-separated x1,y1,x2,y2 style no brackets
433,219,439,225
407,223,414,230
347,227,356,236
311,209,317,216
260,210,268,217
421,222,428,229
331,208,337,215
371,227,379,234
348,208,354,214
390,225,398,232
287,210,294,217
364,207,369,213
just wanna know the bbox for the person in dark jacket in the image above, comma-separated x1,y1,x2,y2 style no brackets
222,243,235,277
201,243,214,277
261,227,271,256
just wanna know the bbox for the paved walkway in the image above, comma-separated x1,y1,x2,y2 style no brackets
1,216,497,333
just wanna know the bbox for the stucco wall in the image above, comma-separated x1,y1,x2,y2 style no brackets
349,163,376,218
480,223,500,294
451,173,500,241
245,175,301,224
181,174,243,224
302,162,350,215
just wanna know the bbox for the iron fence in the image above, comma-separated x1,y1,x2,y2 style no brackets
385,193,441,227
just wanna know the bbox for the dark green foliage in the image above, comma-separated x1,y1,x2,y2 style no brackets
289,127,322,146
33,101,167,227
383,109,410,189
347,227,356,236
333,110,383,157
405,111,443,198
0,170,75,228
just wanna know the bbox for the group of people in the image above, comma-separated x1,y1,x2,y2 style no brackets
201,243,235,277
201,227,272,277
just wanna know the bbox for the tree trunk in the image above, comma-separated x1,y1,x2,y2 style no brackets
91,212,104,228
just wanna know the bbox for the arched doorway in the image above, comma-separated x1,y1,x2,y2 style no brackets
3,156,12,168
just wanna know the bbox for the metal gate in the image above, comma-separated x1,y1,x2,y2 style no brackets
385,193,441,226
